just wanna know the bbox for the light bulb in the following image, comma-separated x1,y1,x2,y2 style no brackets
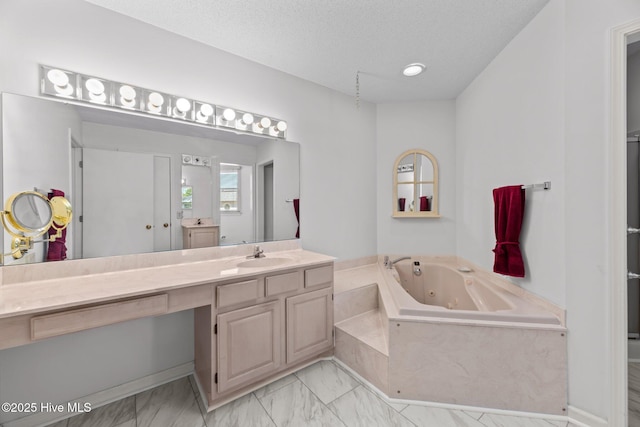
242,113,254,125
259,117,271,128
276,121,287,132
402,63,426,77
47,69,69,87
148,92,164,107
223,108,236,121
196,104,214,122
85,78,105,95
199,104,213,117
47,69,73,96
119,85,136,102
175,98,191,113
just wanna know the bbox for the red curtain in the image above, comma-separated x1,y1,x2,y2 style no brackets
293,198,300,238
492,186,525,277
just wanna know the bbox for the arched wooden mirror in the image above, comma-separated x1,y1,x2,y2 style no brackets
393,149,440,218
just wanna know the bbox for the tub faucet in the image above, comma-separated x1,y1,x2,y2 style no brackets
384,256,411,269
247,245,265,259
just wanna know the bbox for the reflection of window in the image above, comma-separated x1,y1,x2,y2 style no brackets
182,186,193,209
220,164,241,212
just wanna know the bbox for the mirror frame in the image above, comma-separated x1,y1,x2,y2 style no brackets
392,148,440,218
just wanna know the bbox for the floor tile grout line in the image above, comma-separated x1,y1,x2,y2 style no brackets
252,391,279,427
293,370,348,427
294,360,361,407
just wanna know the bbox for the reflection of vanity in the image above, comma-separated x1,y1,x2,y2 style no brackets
182,219,220,249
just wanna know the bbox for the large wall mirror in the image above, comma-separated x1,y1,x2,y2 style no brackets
1,93,300,265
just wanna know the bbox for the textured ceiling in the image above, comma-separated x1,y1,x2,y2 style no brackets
85,0,549,103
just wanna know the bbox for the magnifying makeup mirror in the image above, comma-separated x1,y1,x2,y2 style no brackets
0,191,73,260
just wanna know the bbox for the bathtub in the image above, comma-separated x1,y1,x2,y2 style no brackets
335,255,567,414
383,257,562,326
379,256,566,413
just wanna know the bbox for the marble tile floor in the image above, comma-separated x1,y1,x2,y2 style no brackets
631,362,640,426
45,359,575,427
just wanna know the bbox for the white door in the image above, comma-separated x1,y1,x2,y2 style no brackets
153,156,172,252
83,149,155,258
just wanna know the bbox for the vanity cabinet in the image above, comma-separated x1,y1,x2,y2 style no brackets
182,225,219,248
198,262,334,408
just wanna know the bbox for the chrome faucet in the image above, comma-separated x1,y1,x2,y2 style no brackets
384,255,411,269
247,245,265,259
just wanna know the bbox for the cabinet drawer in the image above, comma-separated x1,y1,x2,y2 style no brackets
217,279,262,308
304,265,333,289
265,271,300,296
31,294,168,340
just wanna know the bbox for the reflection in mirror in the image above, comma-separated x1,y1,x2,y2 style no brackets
181,186,193,210
393,148,439,218
0,191,73,261
1,93,300,265
13,193,52,230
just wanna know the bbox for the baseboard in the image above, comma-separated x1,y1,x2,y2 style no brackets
4,362,194,427
567,405,608,427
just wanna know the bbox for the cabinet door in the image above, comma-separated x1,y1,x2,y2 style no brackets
217,301,281,393
286,287,333,364
191,228,218,248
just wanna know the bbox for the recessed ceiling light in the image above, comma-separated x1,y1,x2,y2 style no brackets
403,63,426,77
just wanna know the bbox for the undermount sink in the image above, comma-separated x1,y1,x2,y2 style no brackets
236,257,290,268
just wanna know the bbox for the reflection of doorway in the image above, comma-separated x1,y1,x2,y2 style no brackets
612,19,640,427
70,134,83,260
82,148,171,258
263,162,274,241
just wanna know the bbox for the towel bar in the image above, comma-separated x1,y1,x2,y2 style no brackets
521,181,551,190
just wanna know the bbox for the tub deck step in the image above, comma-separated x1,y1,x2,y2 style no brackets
335,309,388,356
334,308,390,394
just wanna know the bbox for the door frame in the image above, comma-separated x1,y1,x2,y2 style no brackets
610,17,640,427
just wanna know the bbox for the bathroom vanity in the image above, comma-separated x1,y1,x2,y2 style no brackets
0,246,334,411
182,224,220,248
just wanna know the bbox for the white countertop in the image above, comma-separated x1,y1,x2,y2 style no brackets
0,249,334,319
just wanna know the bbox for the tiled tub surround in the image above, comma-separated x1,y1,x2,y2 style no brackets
0,240,336,424
334,256,567,416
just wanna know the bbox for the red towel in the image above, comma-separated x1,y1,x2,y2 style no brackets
492,186,525,277
46,189,67,262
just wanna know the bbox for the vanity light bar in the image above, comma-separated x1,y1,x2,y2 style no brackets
39,65,287,140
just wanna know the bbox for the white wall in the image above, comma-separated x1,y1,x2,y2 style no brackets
563,0,640,418
456,0,640,420
0,0,377,418
2,94,82,264
376,101,456,255
455,1,566,307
